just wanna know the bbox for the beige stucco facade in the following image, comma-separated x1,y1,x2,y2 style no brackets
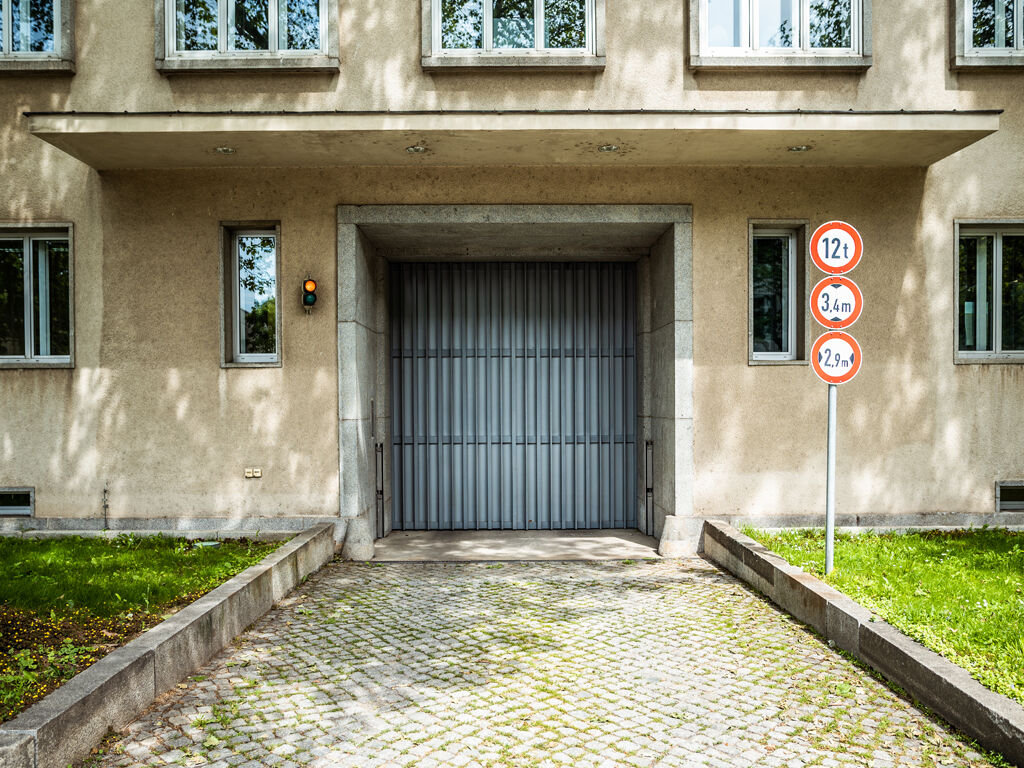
2,0,1023,552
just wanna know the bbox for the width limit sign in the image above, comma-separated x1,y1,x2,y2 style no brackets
810,222,863,384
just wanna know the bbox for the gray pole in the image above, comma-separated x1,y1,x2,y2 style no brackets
825,383,837,574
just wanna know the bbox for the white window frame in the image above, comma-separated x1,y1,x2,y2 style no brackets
0,487,33,517
223,226,281,367
431,0,595,55
955,223,1024,362
164,0,329,58
0,0,61,58
701,0,861,56
0,229,73,368
693,0,870,68
750,227,800,363
964,0,1024,56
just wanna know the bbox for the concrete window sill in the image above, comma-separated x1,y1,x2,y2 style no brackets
0,58,75,75
157,55,339,74
422,54,605,72
951,55,1024,70
748,359,809,366
690,54,871,72
954,355,1024,364
0,361,73,369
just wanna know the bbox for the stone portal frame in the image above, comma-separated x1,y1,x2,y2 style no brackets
336,205,694,559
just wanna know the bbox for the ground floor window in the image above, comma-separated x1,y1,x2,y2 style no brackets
958,226,1024,358
0,231,71,365
750,227,801,361
224,226,280,365
0,488,33,516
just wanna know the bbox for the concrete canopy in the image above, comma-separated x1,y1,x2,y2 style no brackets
25,110,999,170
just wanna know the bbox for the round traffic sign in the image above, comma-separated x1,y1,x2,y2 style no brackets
810,221,863,275
810,276,863,330
811,331,862,385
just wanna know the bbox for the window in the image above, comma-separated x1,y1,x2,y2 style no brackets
0,231,72,366
0,0,74,72
957,225,1024,359
158,0,337,71
692,0,870,68
953,0,1024,65
1,0,57,54
223,227,280,365
749,225,806,363
0,488,33,517
996,482,1024,511
423,0,605,69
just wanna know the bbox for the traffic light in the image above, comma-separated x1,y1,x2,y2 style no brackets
302,278,317,312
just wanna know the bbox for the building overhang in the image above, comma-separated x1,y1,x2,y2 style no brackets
24,110,1000,170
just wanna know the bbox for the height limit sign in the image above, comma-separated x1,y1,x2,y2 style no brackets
809,221,864,574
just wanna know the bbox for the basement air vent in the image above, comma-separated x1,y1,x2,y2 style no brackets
0,488,33,517
996,482,1024,511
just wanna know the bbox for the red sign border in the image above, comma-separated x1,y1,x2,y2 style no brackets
810,276,864,330
811,331,862,385
810,221,863,275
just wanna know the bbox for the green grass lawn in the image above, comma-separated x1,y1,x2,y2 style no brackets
746,527,1024,708
0,534,280,723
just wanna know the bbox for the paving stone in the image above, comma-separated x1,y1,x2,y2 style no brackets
94,560,1000,767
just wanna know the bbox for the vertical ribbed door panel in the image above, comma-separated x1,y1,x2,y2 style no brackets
390,262,637,530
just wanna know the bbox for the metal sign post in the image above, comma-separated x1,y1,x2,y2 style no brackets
826,383,837,574
809,221,865,576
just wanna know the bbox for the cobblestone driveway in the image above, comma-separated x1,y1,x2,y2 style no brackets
97,560,996,768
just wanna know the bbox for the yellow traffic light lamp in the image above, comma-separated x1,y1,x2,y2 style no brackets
302,278,317,313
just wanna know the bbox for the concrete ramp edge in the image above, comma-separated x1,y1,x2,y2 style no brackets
0,523,336,768
700,519,1024,767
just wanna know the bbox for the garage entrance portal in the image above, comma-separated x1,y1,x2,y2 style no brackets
390,262,638,531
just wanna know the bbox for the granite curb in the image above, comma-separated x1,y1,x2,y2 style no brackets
700,519,1024,767
0,523,336,768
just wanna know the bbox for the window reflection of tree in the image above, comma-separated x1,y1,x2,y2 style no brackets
441,0,586,49
177,0,218,50
972,0,1015,47
766,0,852,49
238,238,276,355
12,0,54,51
233,0,269,50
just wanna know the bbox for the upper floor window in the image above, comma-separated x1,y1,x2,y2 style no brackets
969,0,1021,51
158,0,337,71
0,0,57,55
957,225,1024,360
0,230,72,367
437,0,591,52
0,0,73,71
423,0,605,69
952,0,1024,65
169,0,323,55
692,0,871,69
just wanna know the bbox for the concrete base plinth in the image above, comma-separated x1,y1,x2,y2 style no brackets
658,516,703,557
341,517,375,560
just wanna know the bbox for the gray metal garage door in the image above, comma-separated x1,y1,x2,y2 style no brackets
390,262,637,530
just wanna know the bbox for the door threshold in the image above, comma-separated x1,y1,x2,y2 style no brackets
372,529,659,562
